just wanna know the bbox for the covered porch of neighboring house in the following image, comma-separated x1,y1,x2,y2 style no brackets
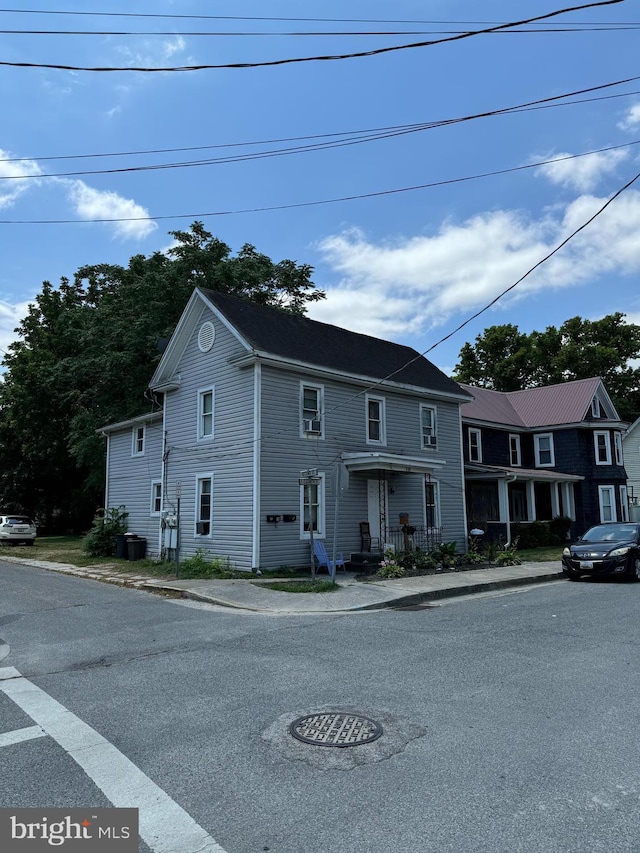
464,463,582,545
340,451,447,565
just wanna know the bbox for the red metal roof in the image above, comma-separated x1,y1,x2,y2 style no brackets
460,377,604,427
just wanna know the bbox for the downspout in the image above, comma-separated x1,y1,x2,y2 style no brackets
251,362,262,571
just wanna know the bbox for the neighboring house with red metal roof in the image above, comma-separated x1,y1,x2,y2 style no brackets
459,378,629,541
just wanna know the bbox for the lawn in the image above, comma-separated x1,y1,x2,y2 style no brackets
516,545,564,562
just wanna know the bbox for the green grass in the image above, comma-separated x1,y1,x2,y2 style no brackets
252,579,340,593
515,546,564,562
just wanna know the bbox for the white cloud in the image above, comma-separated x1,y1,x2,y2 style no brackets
65,180,157,239
114,36,188,68
0,149,41,210
535,148,628,192
0,298,35,358
618,102,640,132
312,189,640,339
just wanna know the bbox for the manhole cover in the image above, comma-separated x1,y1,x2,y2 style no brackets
289,713,383,747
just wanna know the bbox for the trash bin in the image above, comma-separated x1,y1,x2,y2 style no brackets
126,536,147,561
116,534,128,560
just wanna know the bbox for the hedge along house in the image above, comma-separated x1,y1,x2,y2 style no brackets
459,377,629,543
99,288,472,571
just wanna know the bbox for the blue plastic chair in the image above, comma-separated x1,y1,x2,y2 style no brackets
313,540,346,575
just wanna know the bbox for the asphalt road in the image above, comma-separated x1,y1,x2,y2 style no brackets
1,560,639,853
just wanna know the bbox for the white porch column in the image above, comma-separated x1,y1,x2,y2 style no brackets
527,481,537,521
562,483,575,520
498,478,509,523
551,483,561,518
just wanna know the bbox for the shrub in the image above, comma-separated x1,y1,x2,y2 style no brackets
377,552,406,579
82,506,129,557
495,537,522,566
179,549,237,578
434,541,457,568
549,516,572,544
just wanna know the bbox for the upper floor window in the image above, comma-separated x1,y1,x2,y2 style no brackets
366,395,386,445
198,387,214,440
594,431,611,465
301,383,324,438
614,432,623,466
468,428,482,463
195,474,213,536
534,433,555,467
131,425,145,457
150,481,162,515
420,405,437,450
509,434,521,467
591,396,602,418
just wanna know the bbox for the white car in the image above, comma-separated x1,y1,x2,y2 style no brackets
0,515,37,545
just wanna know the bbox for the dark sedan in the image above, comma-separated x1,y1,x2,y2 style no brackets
562,522,640,581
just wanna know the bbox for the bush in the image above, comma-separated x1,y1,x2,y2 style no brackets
82,506,129,557
549,516,572,544
179,549,237,578
377,552,406,579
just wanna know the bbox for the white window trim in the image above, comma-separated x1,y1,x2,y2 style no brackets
594,430,611,466
424,478,440,531
614,432,623,466
197,386,215,441
591,396,602,418
299,472,326,539
468,428,482,463
365,394,386,445
150,480,162,516
598,485,617,523
534,433,555,467
420,404,438,450
620,484,629,522
300,382,325,440
509,434,521,467
131,425,145,457
195,473,214,537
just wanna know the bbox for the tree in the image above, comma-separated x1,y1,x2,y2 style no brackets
0,223,324,530
453,314,640,422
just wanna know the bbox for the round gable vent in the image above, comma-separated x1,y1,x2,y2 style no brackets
198,321,215,352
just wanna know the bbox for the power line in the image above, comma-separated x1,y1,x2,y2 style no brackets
2,140,638,226
0,1,624,72
2,71,639,172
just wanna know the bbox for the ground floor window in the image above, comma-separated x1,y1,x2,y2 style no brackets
150,481,162,515
424,479,440,529
300,472,325,538
466,481,499,522
196,474,213,536
620,485,629,522
598,485,616,523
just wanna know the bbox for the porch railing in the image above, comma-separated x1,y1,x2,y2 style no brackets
385,525,443,554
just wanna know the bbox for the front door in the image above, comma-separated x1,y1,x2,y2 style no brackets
367,478,388,546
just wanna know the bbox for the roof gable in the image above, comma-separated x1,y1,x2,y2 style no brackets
461,377,619,427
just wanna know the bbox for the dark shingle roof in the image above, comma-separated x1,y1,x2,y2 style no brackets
201,289,468,398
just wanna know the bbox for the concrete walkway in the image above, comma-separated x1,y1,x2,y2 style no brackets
1,554,565,613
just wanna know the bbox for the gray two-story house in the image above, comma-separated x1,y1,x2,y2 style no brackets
100,289,472,571
459,377,629,540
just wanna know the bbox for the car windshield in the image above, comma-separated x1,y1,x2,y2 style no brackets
580,523,638,542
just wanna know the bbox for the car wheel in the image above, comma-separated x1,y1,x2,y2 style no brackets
633,557,640,582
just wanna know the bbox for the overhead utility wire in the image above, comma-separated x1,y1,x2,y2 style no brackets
1,26,637,36
2,140,638,226
2,72,639,167
0,1,623,72
0,8,636,26
4,90,640,182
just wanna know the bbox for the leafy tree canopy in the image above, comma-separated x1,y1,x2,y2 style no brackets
453,313,640,422
0,223,323,530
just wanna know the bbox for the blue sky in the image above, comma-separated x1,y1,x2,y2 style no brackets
1,0,639,374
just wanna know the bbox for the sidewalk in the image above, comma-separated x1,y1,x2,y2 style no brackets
2,555,565,613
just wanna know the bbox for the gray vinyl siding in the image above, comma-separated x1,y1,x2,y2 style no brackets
105,418,163,552
162,305,255,570
623,427,640,501
258,365,467,569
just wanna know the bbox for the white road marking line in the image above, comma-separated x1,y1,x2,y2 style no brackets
0,667,227,853
0,724,46,748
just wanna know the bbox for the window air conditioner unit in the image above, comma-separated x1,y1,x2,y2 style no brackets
425,435,437,447
304,418,322,434
196,522,208,535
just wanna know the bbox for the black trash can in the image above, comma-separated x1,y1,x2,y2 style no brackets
116,534,128,560
126,536,147,561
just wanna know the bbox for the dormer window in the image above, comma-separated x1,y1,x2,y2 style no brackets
591,397,602,418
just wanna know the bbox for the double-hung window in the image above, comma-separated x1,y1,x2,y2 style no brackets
534,433,555,467
614,432,623,466
366,395,386,444
300,472,325,538
301,383,324,438
598,485,616,523
198,387,214,440
620,485,629,522
468,428,482,463
131,425,145,456
150,481,162,515
425,479,440,530
509,434,521,467
196,474,213,536
420,405,437,450
594,431,611,465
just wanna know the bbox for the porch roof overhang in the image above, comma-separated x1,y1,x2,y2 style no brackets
341,451,446,474
465,463,583,482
